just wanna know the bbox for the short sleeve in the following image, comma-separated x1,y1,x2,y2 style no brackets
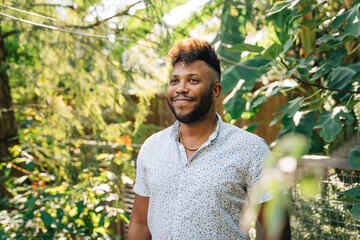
246,139,277,205
133,144,150,197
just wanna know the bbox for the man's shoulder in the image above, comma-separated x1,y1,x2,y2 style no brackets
142,125,174,147
221,122,266,145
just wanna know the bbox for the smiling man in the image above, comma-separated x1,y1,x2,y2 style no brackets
127,38,290,240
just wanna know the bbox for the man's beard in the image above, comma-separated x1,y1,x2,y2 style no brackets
167,88,213,124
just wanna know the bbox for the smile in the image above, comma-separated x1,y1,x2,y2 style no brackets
171,95,196,102
174,98,193,102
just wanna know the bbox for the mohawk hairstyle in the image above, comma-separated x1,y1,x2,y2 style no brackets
168,38,221,81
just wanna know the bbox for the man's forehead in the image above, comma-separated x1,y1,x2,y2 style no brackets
174,59,205,67
173,60,211,73
172,60,218,81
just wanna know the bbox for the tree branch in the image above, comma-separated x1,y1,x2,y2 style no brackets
2,30,19,38
280,58,360,94
66,1,142,29
30,3,79,10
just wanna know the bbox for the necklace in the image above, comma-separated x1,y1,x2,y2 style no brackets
179,118,218,151
179,133,200,151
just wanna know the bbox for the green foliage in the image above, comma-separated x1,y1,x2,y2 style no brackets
0,169,130,239
270,97,304,126
215,0,360,220
0,117,135,238
217,0,360,147
348,145,360,168
260,43,284,61
221,58,271,96
352,204,360,220
228,43,264,53
0,0,174,238
342,186,360,219
314,108,354,142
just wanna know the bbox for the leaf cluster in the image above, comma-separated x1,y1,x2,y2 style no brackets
214,0,360,220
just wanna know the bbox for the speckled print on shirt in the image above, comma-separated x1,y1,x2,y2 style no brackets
133,113,274,240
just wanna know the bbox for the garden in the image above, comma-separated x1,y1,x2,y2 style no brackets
0,0,360,239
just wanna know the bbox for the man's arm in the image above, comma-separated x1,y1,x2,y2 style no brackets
256,199,291,240
127,194,151,240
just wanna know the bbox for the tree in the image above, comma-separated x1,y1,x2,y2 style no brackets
0,26,17,164
0,0,185,238
215,0,360,152
214,0,360,219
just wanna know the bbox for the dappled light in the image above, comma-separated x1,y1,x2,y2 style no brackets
1,0,360,239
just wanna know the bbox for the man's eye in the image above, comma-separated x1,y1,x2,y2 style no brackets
189,78,198,82
170,79,178,84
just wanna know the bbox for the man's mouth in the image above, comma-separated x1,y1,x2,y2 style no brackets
174,98,192,102
171,95,196,102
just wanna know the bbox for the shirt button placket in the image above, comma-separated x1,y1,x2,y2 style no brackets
172,167,186,240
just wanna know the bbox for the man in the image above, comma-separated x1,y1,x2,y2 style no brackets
127,38,290,239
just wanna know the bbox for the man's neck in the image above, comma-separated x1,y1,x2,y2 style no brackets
179,111,218,139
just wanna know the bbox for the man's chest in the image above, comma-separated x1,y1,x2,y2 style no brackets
144,143,250,199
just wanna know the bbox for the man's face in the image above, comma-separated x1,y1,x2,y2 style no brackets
166,60,218,124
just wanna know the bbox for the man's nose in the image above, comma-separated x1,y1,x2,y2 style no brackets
175,81,189,94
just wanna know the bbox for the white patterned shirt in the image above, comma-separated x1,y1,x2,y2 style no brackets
133,113,274,239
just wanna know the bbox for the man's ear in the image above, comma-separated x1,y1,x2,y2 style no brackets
212,83,222,101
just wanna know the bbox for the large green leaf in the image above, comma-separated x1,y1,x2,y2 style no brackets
348,145,360,168
224,91,246,120
218,3,247,45
76,200,85,218
99,211,105,227
268,1,293,15
228,43,264,53
282,39,295,54
251,86,280,108
40,211,53,227
297,55,316,78
338,110,355,125
289,1,325,24
314,108,354,142
315,34,333,44
353,204,360,220
346,62,360,75
260,43,284,60
331,3,360,36
332,11,351,29
221,65,243,96
270,97,304,126
215,2,249,65
328,66,357,89
345,10,360,37
311,49,347,81
279,111,315,137
26,196,37,209
314,111,342,142
221,58,271,96
343,186,360,197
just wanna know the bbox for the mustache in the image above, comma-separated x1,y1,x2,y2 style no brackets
170,95,197,101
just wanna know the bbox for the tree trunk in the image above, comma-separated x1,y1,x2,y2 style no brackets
0,26,17,161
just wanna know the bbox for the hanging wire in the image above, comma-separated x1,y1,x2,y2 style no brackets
0,5,167,51
0,11,131,42
2,5,60,22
